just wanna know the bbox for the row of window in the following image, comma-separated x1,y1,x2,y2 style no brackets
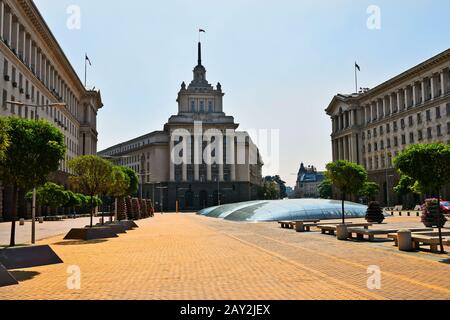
190,99,214,113
364,123,450,153
363,104,450,140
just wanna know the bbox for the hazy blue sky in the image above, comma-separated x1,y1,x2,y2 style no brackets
34,0,450,187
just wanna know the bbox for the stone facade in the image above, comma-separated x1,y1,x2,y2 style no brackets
326,48,450,206
0,0,103,221
99,42,263,211
294,163,325,199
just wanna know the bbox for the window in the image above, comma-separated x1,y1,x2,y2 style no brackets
394,136,398,147
435,106,441,119
12,67,16,83
3,59,8,76
190,100,195,112
393,121,398,132
387,138,391,148
2,90,7,109
367,130,371,139
427,127,432,139
380,126,384,135
373,128,377,137
208,101,213,112
447,104,450,116
386,123,390,133
408,116,413,127
401,134,406,145
417,113,422,124
437,125,442,137
426,110,431,121
380,140,384,150
200,100,204,112
418,130,423,141
401,119,405,129
368,143,372,153
409,132,414,143
447,122,450,135
374,142,378,151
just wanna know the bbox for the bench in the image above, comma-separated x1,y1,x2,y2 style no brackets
347,227,432,242
388,230,450,247
295,221,345,232
278,219,320,230
317,223,372,236
411,235,450,253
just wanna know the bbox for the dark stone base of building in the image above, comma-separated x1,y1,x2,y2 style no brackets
368,169,450,208
141,181,261,212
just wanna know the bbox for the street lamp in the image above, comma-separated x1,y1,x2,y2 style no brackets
156,183,168,214
385,150,393,207
5,100,66,245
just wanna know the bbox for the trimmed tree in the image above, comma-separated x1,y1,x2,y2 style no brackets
318,179,333,199
0,117,65,247
0,117,10,162
121,167,139,197
108,166,131,221
25,182,70,216
394,143,450,253
69,155,113,228
325,160,368,224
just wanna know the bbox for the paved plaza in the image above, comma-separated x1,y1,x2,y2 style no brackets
0,213,449,300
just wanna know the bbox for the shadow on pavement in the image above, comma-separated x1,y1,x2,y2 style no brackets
10,271,40,282
52,239,108,246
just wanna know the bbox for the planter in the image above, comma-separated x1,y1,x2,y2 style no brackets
117,220,139,230
97,222,127,234
64,227,118,241
0,264,18,288
421,200,447,228
365,201,385,224
0,245,63,270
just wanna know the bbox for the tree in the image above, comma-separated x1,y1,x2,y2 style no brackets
0,117,9,162
121,166,139,197
25,182,70,215
318,179,333,199
325,160,368,224
394,143,450,253
65,191,82,215
259,181,280,200
359,181,380,203
0,117,65,246
69,155,113,228
272,175,287,199
108,166,131,221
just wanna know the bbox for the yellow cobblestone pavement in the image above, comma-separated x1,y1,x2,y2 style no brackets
0,213,449,300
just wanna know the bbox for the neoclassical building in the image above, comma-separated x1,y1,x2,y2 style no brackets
99,42,263,211
326,48,450,206
0,0,103,221
294,163,325,199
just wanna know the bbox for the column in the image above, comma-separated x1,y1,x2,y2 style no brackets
389,93,394,114
343,136,348,160
396,90,401,112
441,70,446,96
412,83,417,106
430,75,435,99
370,103,374,121
7,10,12,45
421,79,425,103
230,137,236,181
169,139,175,182
349,135,355,162
207,165,212,181
27,36,32,68
0,1,4,40
404,87,408,108
182,164,187,182
23,31,27,63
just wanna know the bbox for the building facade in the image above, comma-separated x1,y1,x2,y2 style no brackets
98,42,263,211
326,48,450,206
294,163,325,199
0,0,103,221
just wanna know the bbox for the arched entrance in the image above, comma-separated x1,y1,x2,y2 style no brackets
199,190,208,209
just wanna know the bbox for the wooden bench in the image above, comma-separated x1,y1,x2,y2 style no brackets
278,219,320,230
388,231,450,247
347,227,432,242
411,235,450,253
317,223,372,236
295,221,344,232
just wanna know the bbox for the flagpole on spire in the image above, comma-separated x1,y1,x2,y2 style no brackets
355,62,361,94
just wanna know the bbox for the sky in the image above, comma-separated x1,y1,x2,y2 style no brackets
34,0,450,187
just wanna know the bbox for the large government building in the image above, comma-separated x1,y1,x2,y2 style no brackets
0,0,103,221
326,48,450,206
99,42,263,211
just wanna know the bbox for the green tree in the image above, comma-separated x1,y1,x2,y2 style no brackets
318,179,333,199
65,191,82,215
121,166,139,197
394,143,450,253
69,155,113,228
108,166,131,221
0,117,10,162
25,182,70,215
0,117,65,246
260,181,280,200
325,160,368,224
359,181,380,202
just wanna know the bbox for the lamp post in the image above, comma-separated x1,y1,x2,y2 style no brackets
385,151,393,207
156,183,168,214
6,101,66,245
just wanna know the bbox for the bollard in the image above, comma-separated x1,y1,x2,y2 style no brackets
19,218,25,226
336,224,349,240
39,217,44,224
397,229,412,251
